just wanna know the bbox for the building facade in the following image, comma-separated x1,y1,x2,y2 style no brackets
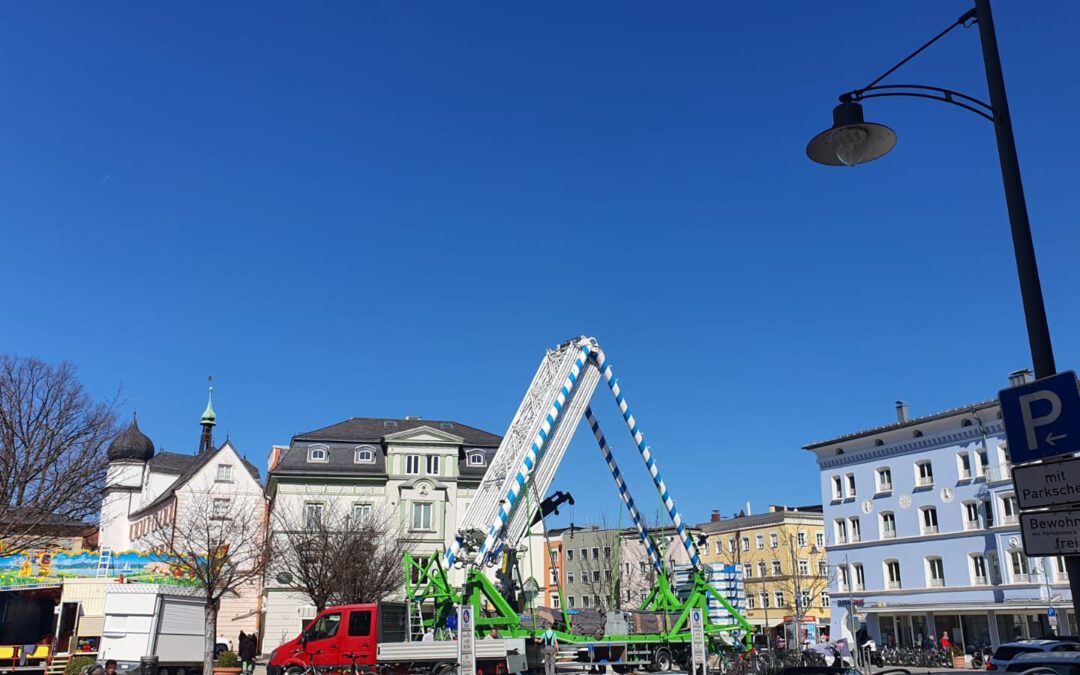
805,390,1074,650
698,506,830,642
262,416,505,650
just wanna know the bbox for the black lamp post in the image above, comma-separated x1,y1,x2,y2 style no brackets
809,0,1074,635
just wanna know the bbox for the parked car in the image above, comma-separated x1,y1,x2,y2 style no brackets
1004,650,1080,675
988,640,1080,671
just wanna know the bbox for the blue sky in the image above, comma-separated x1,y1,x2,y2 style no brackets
3,1,1079,528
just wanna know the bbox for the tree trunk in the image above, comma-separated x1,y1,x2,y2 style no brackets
205,600,219,675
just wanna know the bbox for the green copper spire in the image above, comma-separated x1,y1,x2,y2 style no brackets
201,377,216,427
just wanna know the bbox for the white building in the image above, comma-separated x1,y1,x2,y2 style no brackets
98,388,266,638
262,416,504,650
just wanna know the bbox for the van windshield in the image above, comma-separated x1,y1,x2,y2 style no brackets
306,613,342,641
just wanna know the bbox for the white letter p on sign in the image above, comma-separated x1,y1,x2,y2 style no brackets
1019,390,1062,450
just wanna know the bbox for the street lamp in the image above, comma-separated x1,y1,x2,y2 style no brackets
807,0,1075,634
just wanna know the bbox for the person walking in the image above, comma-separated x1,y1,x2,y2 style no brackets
239,632,258,675
535,622,558,675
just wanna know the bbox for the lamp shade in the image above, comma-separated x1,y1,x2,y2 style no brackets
807,101,896,167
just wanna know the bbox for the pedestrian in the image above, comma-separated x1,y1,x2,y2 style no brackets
487,629,500,640
239,632,258,674
534,621,558,675
422,627,435,642
104,660,117,675
941,632,952,650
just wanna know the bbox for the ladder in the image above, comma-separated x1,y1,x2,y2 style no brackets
96,547,112,577
407,599,426,642
46,655,70,675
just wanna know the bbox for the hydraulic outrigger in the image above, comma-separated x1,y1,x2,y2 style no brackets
404,337,754,657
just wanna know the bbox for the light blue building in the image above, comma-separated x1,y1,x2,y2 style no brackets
805,375,1073,650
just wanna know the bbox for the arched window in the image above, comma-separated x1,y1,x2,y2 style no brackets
913,429,923,438
874,439,885,447
354,446,376,464
467,451,486,466
836,448,845,455
962,419,974,427
307,444,329,463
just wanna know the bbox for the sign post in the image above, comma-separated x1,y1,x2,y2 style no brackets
458,605,476,675
689,608,707,675
1000,370,1080,635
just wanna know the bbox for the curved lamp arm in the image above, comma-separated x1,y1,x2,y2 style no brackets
840,84,995,122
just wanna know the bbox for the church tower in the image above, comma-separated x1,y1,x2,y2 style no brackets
100,416,155,550
198,379,216,454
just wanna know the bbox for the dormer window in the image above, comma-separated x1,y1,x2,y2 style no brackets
383,420,399,428
468,452,485,466
354,446,376,464
308,445,329,463
440,422,454,430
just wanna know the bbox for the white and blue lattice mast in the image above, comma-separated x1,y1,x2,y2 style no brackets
585,406,664,574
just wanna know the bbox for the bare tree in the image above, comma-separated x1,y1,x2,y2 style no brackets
271,502,410,612
0,355,120,554
146,492,269,675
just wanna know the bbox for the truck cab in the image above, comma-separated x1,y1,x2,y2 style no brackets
268,604,392,675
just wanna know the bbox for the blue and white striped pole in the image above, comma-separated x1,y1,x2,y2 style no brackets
592,348,701,566
585,406,663,574
450,345,592,568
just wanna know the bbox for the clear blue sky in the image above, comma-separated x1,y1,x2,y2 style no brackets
4,1,1080,527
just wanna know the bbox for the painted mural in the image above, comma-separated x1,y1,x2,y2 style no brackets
0,549,200,591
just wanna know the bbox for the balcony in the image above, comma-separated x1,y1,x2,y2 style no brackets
922,525,939,534
964,520,980,531
854,582,865,591
886,581,901,590
850,532,861,543
985,465,1012,482
877,482,893,494
915,476,934,488
882,530,896,539
929,578,945,587
1013,573,1032,583
1002,515,1019,526
973,576,988,586
836,535,848,545
837,582,849,592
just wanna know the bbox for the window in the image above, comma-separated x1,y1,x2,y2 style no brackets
920,506,939,535
592,547,599,560
567,571,575,584
604,546,611,559
351,503,372,523
849,517,862,542
835,519,848,544
983,497,995,528
742,537,750,552
1057,556,1069,581
821,590,830,607
926,557,945,587
798,559,809,576
964,501,980,530
355,447,376,464
411,502,433,530
885,560,902,589
877,467,893,492
816,532,825,547
958,452,972,480
305,502,324,529
756,534,764,550
348,611,372,637
800,590,812,611
818,561,828,576
639,561,647,574
568,596,576,608
592,570,601,582
406,455,420,475
580,549,587,561
759,591,769,609
582,596,590,608
743,563,753,578
566,549,574,562
770,532,779,548
308,445,328,463
426,455,440,476
838,565,849,591
880,512,896,539
971,554,988,585
1010,550,1030,582
832,476,843,500
728,537,736,553
797,531,807,548
552,596,560,609
1001,494,1019,524
846,473,856,498
977,447,990,476
305,612,341,641
916,461,934,487
757,561,767,577
774,590,785,608
216,464,233,482
747,594,756,609
213,498,230,518
467,452,485,466
771,559,782,576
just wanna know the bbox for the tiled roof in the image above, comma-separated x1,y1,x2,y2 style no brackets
295,417,502,447
695,508,823,534
802,400,998,450
147,451,198,474
130,443,261,519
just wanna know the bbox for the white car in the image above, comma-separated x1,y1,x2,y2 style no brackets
989,640,1080,671
1005,649,1080,675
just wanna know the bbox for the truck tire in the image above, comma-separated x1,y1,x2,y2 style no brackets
432,663,457,675
286,667,306,675
652,648,673,672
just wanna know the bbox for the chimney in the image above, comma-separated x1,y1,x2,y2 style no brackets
268,444,288,472
1008,369,1034,387
710,510,721,522
896,400,909,423
744,501,752,516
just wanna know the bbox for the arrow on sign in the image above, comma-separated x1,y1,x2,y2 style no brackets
1048,433,1068,446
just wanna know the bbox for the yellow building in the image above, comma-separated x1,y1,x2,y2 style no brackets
699,505,830,643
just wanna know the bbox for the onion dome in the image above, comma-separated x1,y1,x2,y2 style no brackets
107,417,155,462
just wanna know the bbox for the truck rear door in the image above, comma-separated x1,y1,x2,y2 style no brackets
344,608,375,666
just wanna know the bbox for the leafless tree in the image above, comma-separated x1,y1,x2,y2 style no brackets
271,502,410,613
146,492,269,675
0,355,120,554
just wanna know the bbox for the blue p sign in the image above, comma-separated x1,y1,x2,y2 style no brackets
1000,371,1080,464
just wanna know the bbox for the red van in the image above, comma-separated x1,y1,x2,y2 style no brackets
268,603,407,675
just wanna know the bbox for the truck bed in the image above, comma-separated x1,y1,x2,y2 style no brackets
376,638,526,663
